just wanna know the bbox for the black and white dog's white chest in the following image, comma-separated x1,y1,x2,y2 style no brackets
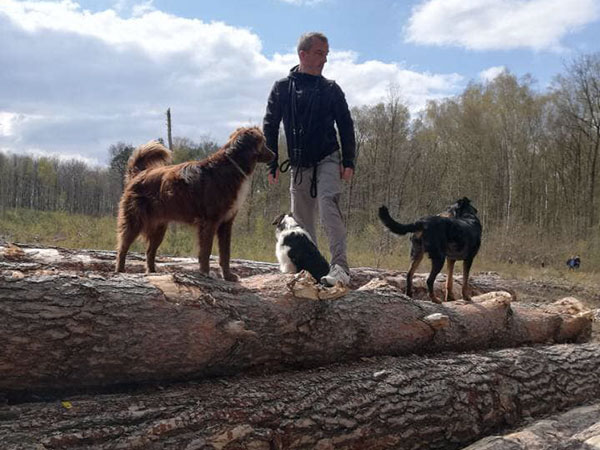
274,214,330,282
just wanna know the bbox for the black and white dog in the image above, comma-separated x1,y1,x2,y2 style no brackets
272,213,330,283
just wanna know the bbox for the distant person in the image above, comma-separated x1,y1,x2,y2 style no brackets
566,255,581,270
263,32,356,287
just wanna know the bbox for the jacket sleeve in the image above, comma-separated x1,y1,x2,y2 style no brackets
263,82,282,174
332,82,356,169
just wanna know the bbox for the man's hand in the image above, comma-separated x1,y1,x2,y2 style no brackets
340,166,354,181
268,169,280,185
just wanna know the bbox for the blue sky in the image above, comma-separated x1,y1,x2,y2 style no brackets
1,0,599,165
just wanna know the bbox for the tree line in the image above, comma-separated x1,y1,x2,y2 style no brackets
0,137,219,216
1,54,598,265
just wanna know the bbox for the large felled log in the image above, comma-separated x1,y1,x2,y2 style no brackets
465,402,600,449
0,244,592,393
0,242,502,296
2,344,600,450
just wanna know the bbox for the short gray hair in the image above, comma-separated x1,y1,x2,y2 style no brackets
297,32,328,54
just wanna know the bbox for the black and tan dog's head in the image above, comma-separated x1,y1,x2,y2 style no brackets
444,197,478,218
227,126,275,164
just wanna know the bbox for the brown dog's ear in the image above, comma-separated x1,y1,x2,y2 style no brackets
272,213,285,226
231,127,259,149
246,127,264,145
228,127,245,141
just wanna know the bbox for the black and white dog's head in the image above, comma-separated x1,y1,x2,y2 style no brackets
272,213,330,282
272,213,311,240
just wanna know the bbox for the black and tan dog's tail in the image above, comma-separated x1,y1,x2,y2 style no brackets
378,206,421,235
125,140,172,184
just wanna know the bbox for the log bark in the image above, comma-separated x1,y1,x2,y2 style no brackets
0,244,593,393
2,344,600,450
465,402,600,450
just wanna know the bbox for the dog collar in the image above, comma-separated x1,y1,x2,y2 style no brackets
225,153,248,178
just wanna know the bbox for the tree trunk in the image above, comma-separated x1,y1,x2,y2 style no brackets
465,402,600,450
2,344,600,450
166,108,173,151
0,244,592,393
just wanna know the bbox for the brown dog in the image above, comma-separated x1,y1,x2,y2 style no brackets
115,126,274,280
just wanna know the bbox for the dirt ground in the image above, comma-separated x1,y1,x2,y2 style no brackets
469,271,600,341
475,272,600,306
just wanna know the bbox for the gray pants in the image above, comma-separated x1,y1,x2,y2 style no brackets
290,152,349,273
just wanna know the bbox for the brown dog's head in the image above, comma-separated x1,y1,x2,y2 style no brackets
227,126,274,164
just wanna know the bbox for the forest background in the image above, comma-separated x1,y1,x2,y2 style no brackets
1,54,599,281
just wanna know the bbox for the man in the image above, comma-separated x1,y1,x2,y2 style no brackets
263,32,356,286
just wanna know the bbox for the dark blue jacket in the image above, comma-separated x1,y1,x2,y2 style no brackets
263,65,356,174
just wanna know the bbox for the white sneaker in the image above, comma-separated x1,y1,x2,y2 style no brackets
321,264,350,287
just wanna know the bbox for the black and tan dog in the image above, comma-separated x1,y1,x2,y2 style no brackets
115,126,274,280
378,197,482,303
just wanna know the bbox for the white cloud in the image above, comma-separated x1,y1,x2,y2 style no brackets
326,52,463,113
277,0,326,5
131,1,156,17
111,0,154,15
0,0,463,164
406,0,600,51
0,0,266,59
479,65,507,81
0,112,20,137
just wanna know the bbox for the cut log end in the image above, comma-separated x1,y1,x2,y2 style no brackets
286,270,349,300
423,313,450,330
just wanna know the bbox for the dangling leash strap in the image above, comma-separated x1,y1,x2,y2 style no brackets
283,159,318,199
279,159,291,173
309,165,318,198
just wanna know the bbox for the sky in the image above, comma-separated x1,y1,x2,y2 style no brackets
1,0,599,166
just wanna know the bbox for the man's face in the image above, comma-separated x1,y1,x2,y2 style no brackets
299,39,329,75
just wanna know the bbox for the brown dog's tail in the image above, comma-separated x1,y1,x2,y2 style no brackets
378,206,421,235
125,140,172,184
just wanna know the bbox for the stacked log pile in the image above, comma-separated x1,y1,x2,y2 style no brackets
0,242,598,449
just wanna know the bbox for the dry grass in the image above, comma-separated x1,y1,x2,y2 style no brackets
1,208,598,288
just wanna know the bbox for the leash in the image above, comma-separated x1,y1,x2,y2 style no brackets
279,159,291,173
225,153,248,178
283,74,321,198
279,158,318,199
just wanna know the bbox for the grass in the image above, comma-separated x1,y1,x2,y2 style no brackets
0,208,118,251
0,208,598,289
0,208,278,263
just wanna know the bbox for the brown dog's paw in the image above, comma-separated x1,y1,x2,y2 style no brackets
429,294,443,304
462,288,472,302
223,271,240,282
197,270,213,279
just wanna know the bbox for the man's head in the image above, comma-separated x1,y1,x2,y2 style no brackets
297,32,329,76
